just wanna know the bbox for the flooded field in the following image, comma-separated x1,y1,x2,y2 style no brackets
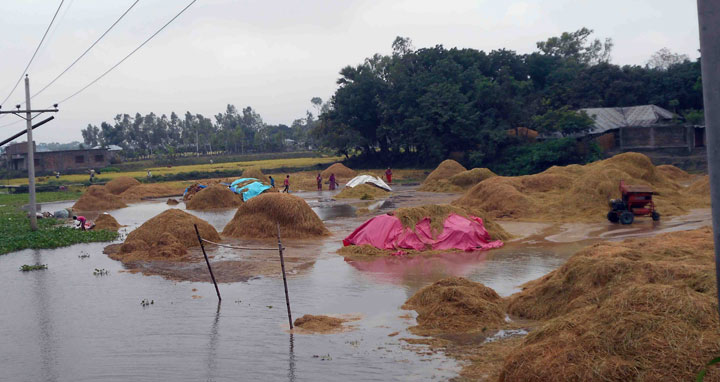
1,185,711,381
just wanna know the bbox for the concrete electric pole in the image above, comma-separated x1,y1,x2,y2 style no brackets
0,75,59,231
697,1,720,314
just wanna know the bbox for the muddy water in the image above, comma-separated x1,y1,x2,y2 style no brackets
2,187,712,381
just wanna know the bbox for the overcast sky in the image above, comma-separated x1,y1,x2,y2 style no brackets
0,0,701,143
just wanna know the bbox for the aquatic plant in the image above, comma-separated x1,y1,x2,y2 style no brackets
141,299,154,307
93,268,109,276
20,263,47,271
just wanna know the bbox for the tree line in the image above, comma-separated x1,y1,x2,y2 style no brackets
313,28,703,168
81,103,323,158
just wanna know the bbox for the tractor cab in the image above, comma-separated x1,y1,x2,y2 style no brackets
607,180,660,225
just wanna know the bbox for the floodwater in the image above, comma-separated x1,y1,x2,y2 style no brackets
1,185,712,381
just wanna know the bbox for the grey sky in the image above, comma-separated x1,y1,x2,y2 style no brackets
0,0,700,143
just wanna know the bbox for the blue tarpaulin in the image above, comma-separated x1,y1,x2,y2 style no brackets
229,178,271,201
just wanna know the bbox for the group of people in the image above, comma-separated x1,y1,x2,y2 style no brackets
267,167,393,193
315,173,339,191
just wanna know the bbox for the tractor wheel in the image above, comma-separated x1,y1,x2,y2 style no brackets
607,211,619,223
620,211,634,225
652,211,660,221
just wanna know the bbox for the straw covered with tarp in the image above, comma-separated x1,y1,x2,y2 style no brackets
229,177,272,201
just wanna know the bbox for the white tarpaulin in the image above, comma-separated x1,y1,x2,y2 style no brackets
345,175,392,191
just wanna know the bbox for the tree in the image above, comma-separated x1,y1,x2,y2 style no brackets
536,28,613,64
81,124,100,147
532,107,595,136
647,48,690,70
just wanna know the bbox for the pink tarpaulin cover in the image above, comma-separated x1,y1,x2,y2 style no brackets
342,213,503,252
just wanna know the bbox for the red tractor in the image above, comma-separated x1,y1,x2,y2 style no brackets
607,180,660,225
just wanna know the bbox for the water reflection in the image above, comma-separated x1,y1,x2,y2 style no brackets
32,249,58,382
288,334,296,382
205,303,221,382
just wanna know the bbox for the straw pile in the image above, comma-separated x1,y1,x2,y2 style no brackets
185,184,242,210
688,175,710,195
402,277,505,335
454,152,710,222
73,185,127,211
657,164,692,181
394,204,510,241
119,183,182,201
420,168,497,192
321,163,356,178
242,166,269,182
334,183,390,200
112,209,220,263
93,213,121,231
222,193,329,239
293,315,347,333
105,176,140,195
166,198,179,205
418,159,467,191
500,227,720,382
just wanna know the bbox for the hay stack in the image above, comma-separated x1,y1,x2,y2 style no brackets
688,175,710,195
185,184,242,210
321,163,356,178
242,166,269,182
448,168,496,188
113,209,220,263
222,193,329,239
334,183,390,200
418,159,467,191
403,277,505,335
105,176,140,195
394,204,510,241
657,164,692,181
94,213,121,231
73,185,127,211
500,228,720,382
166,198,180,205
453,152,708,222
293,315,346,333
119,183,182,201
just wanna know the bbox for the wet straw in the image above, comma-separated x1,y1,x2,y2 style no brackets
194,224,221,302
277,223,293,329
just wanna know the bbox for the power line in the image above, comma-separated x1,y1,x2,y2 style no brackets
56,0,198,106
31,0,141,101
0,0,66,107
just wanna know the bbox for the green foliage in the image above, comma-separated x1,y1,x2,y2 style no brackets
684,109,705,125
484,138,602,176
696,357,720,382
0,192,118,255
532,107,595,136
99,167,121,173
317,29,702,167
20,263,47,271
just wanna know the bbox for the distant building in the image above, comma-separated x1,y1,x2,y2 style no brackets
3,141,120,173
576,105,705,152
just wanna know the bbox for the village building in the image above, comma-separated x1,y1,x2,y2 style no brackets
2,141,121,174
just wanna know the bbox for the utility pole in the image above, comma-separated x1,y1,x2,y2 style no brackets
697,0,720,315
0,75,59,231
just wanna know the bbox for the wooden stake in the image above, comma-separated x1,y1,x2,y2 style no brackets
194,224,221,302
277,223,293,329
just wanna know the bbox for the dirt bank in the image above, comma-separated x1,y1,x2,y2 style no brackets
119,183,184,201
334,183,390,200
321,163,356,179
93,213,121,231
222,193,329,239
104,176,140,195
109,209,220,264
453,152,711,222
185,184,242,210
73,185,127,211
403,277,505,336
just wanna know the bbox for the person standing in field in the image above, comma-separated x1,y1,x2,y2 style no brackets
89,169,95,183
147,170,152,179
329,173,337,190
316,173,322,191
283,175,290,193
269,175,275,188
385,167,392,183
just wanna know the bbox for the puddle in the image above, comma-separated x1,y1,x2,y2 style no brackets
0,185,712,381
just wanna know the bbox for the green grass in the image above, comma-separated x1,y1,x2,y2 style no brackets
20,263,47,271
0,191,118,255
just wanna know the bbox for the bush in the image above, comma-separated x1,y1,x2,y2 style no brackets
479,138,602,176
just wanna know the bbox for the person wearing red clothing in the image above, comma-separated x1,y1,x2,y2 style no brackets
385,167,392,183
73,215,87,231
283,175,290,193
316,173,322,191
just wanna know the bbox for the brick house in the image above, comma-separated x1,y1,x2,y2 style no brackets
3,141,120,173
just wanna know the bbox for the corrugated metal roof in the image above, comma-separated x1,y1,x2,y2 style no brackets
580,105,677,135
